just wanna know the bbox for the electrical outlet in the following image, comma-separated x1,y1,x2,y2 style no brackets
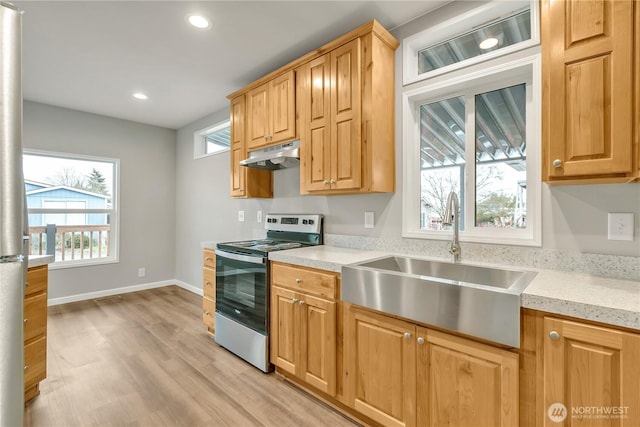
257,210,263,223
138,268,146,277
364,211,375,229
238,210,245,222
608,213,634,241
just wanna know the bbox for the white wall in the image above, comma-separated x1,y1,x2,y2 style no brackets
23,101,177,299
173,2,639,287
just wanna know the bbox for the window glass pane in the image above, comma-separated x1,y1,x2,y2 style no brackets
418,9,531,74
419,96,465,231
474,84,527,228
205,123,231,154
23,153,115,263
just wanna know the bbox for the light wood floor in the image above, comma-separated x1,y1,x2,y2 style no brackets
24,286,358,427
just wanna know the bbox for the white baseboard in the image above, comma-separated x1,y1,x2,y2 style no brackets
48,279,202,306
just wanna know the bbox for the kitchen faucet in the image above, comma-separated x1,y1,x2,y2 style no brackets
442,191,461,263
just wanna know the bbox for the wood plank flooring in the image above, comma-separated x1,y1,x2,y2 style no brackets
24,286,358,427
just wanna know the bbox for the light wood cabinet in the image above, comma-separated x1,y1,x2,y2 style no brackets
418,328,519,427
270,263,338,396
542,0,638,183
24,264,48,403
202,249,216,334
297,26,397,194
229,95,273,198
247,70,296,150
543,317,640,426
345,306,416,427
344,304,519,427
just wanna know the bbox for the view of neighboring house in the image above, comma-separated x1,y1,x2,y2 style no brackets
25,179,109,227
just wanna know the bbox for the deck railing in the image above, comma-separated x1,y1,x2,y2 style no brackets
29,225,110,262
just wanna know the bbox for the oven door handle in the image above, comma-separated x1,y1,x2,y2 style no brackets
215,249,266,265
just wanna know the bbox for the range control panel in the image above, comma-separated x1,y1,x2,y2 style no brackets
264,213,323,234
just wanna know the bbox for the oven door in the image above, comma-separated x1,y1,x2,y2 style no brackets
215,249,268,335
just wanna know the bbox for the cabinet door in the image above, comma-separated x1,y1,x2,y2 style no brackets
298,55,332,192
270,286,298,376
299,293,336,396
418,328,519,427
230,96,247,197
544,317,640,426
270,70,296,144
330,38,362,190
24,293,47,342
247,82,270,149
345,307,416,427
545,0,634,178
202,297,215,331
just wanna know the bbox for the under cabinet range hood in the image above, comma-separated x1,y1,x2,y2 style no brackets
240,140,300,170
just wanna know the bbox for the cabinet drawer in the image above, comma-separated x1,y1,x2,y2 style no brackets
202,297,215,330
25,266,47,296
203,267,216,298
24,336,46,389
24,293,47,343
272,263,337,300
203,249,216,270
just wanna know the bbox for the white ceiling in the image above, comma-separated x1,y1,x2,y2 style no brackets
14,1,449,130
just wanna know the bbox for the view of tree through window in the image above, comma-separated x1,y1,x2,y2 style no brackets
419,84,527,232
23,152,118,265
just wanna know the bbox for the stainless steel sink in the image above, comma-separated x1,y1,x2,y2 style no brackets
341,255,537,347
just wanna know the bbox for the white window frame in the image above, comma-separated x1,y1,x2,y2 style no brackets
402,53,541,246
193,119,231,159
402,0,539,86
24,149,120,269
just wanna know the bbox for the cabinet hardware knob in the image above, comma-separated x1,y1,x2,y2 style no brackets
330,179,336,184
24,366,29,371
552,159,562,168
25,282,29,287
295,278,301,284
205,281,211,286
292,298,298,303
204,311,210,316
205,257,212,261
417,337,425,345
404,332,411,340
24,318,28,324
323,180,329,185
299,300,305,305
549,330,560,341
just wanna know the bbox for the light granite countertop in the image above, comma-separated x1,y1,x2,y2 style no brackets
27,254,54,268
269,245,640,331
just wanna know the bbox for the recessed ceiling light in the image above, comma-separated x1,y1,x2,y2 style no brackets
187,14,211,29
133,92,148,100
479,37,499,50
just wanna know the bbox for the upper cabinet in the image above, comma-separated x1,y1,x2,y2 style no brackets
229,95,273,199
297,27,397,194
227,20,398,197
247,70,296,150
542,0,639,183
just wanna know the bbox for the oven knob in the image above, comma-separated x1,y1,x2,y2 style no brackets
308,219,314,225
302,219,308,224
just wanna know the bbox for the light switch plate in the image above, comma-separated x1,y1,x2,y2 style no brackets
364,211,375,229
608,213,634,241
257,210,263,223
238,210,245,222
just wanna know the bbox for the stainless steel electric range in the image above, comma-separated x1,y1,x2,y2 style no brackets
214,213,323,372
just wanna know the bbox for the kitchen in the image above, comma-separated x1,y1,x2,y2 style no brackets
1,0,638,426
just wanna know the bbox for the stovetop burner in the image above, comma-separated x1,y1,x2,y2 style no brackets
216,214,323,256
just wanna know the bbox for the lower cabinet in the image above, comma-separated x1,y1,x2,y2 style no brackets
543,317,640,426
24,265,48,403
344,305,519,427
270,263,338,396
202,249,216,334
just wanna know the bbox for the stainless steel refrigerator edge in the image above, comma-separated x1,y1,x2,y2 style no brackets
1,2,28,425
